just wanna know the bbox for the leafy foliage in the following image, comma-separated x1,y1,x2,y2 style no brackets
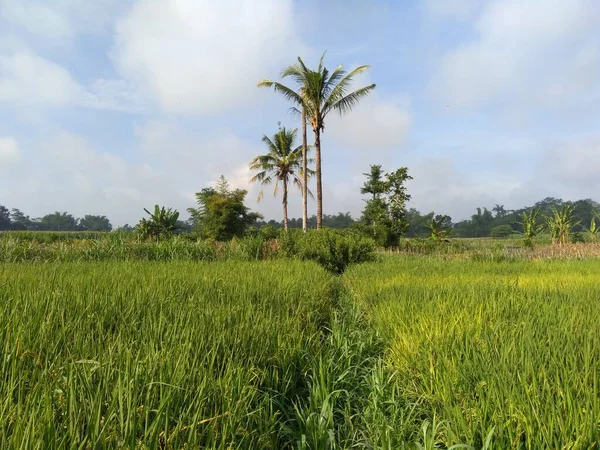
39,211,79,231
587,211,600,241
279,229,376,274
545,204,581,246
249,126,313,231
517,208,545,248
489,224,514,238
359,165,412,248
138,205,180,240
0,205,10,230
188,176,262,241
427,214,452,241
79,215,113,231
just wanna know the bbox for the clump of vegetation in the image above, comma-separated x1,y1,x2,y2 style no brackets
280,229,376,274
489,224,513,238
517,208,545,248
358,164,412,248
586,212,600,241
187,176,262,241
545,204,581,246
137,205,180,240
427,214,452,241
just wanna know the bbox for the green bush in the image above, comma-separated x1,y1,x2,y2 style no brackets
489,224,514,238
279,229,376,274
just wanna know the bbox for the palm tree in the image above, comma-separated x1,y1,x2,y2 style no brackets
493,204,507,218
258,53,375,229
249,126,313,231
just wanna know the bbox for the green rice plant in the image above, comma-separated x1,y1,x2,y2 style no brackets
0,260,338,448
346,256,600,449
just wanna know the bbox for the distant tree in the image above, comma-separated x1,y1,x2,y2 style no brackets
427,215,452,241
39,212,78,231
471,207,494,237
533,197,563,217
115,224,135,233
79,215,112,232
0,205,11,230
324,212,355,228
9,209,32,230
360,165,412,247
249,126,313,231
360,165,387,199
138,205,180,240
175,220,193,233
406,209,435,237
188,176,262,241
570,199,600,232
492,204,507,218
489,224,514,238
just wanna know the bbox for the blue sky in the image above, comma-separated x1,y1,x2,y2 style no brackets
1,0,599,225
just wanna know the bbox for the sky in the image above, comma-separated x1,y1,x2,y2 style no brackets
0,0,599,225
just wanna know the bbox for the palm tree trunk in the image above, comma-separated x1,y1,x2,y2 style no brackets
314,128,322,230
283,177,289,232
302,105,308,232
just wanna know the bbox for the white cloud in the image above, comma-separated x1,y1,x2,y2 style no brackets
82,78,145,112
327,94,412,150
0,48,82,106
537,138,600,193
433,0,600,112
112,0,306,115
0,42,143,112
0,0,122,41
0,137,20,164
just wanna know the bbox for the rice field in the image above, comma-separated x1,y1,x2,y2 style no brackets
2,246,600,448
0,261,342,448
346,256,600,449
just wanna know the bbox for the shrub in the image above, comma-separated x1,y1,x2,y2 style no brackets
279,229,376,274
489,224,514,238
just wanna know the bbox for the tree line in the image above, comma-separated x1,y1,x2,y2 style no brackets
0,207,114,232
5,181,599,244
3,53,599,243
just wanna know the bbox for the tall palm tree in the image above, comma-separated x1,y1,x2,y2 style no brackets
258,81,310,232
249,126,313,231
258,53,375,229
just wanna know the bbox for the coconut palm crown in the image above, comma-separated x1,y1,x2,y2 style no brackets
249,126,314,231
258,53,375,229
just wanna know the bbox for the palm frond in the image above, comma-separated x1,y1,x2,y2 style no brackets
257,80,303,105
293,176,316,200
323,65,346,97
323,65,372,112
326,84,376,117
260,135,280,154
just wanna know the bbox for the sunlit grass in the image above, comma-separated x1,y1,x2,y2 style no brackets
346,256,600,449
0,260,338,448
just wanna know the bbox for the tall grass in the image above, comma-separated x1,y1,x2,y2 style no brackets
346,256,600,448
0,261,339,448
